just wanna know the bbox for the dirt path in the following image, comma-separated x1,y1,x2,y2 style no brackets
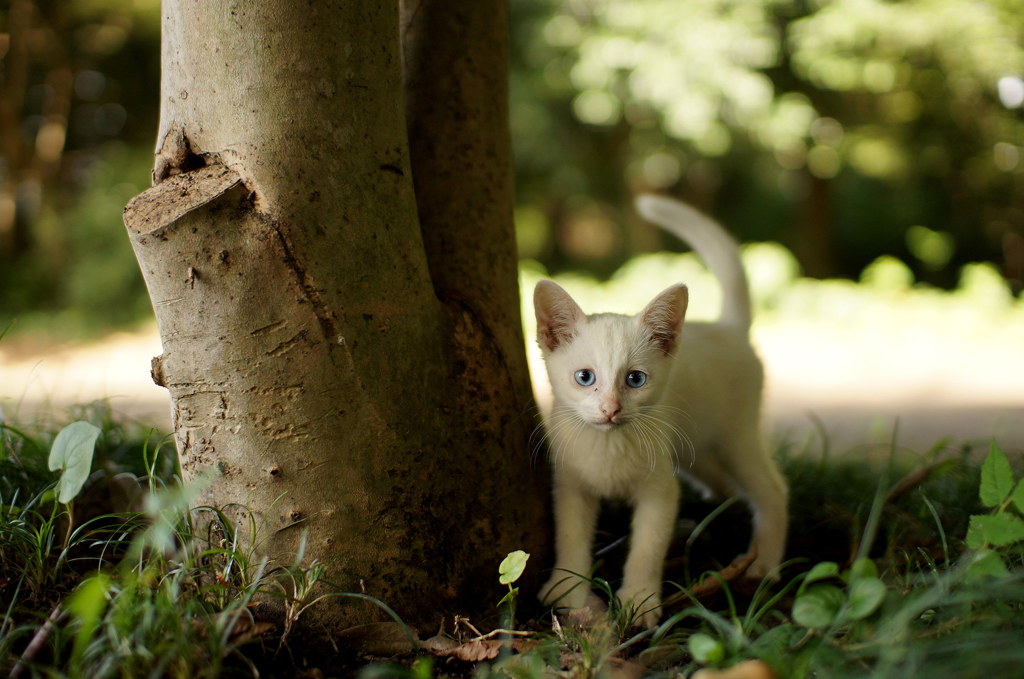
755,322,1024,454
1,327,168,426
3,322,1022,454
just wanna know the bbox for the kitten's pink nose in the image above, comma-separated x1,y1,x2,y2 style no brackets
600,400,621,421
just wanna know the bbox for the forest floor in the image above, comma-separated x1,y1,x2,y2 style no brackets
3,319,1022,455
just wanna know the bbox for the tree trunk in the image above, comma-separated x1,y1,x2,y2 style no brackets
123,0,546,634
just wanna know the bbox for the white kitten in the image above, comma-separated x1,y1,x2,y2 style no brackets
535,194,788,628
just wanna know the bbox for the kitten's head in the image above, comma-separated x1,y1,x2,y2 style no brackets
534,280,688,431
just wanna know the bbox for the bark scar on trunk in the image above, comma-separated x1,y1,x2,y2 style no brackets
124,161,246,236
150,355,166,388
125,157,341,344
254,211,341,342
152,126,207,184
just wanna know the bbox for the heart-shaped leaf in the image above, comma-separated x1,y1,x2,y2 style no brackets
847,576,886,620
48,421,101,504
498,550,530,585
798,561,839,595
847,557,878,582
793,584,845,629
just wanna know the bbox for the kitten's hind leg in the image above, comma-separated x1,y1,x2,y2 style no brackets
725,432,789,580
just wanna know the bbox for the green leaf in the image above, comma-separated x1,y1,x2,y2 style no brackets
411,657,434,679
847,557,878,582
971,513,1024,547
965,516,986,550
498,550,530,586
847,577,886,620
497,587,519,609
48,421,100,504
688,632,725,664
1011,479,1024,515
66,573,111,670
979,441,1015,507
798,561,839,595
965,549,1010,580
792,584,845,629
748,624,802,672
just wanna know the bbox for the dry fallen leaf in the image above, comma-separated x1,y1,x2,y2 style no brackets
607,657,648,679
225,616,275,645
420,634,459,654
432,639,504,662
690,659,777,679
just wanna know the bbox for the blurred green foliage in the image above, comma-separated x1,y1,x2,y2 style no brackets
519,245,1024,353
1,0,159,339
4,144,155,335
1,0,1022,340
511,0,1024,289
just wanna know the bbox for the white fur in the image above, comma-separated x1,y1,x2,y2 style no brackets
535,195,788,628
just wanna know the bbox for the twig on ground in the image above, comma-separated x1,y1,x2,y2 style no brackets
885,457,946,504
469,628,533,642
10,605,66,679
662,550,757,608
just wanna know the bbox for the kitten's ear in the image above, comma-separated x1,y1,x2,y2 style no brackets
534,280,585,353
640,284,688,355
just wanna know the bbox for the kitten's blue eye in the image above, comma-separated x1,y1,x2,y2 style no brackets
574,369,596,387
625,370,647,388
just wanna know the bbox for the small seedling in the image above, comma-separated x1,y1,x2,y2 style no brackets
46,420,100,548
791,557,886,631
47,421,100,505
497,550,529,629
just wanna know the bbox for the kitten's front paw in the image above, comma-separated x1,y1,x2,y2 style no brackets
616,584,662,629
745,548,783,582
745,560,779,582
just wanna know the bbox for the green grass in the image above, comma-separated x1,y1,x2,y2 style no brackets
0,408,281,678
2,405,1023,678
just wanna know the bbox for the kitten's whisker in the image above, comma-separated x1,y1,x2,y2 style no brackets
628,413,676,474
545,410,590,468
636,404,696,474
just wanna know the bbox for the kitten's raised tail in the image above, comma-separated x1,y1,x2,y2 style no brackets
635,194,752,331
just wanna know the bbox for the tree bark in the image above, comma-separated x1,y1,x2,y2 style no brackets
123,0,546,634
401,0,547,586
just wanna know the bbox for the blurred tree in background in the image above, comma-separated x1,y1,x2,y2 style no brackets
511,0,1024,290
1,0,1022,339
0,0,159,335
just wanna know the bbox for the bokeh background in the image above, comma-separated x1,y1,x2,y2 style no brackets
2,0,1023,451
